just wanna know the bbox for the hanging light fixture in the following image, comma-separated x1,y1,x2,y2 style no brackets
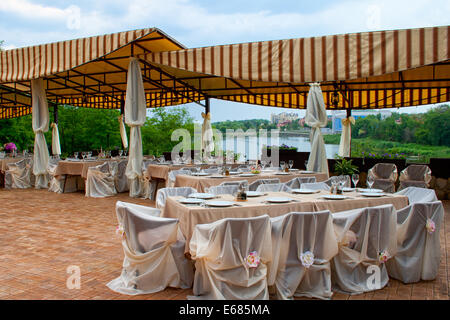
331,89,340,108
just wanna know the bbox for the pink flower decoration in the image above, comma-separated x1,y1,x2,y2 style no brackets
426,219,436,234
378,250,390,264
246,251,260,268
116,225,125,238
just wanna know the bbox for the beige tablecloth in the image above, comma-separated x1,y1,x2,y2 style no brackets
162,190,409,252
54,160,111,179
174,171,328,192
0,157,25,172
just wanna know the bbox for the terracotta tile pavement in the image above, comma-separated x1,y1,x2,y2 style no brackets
0,189,448,300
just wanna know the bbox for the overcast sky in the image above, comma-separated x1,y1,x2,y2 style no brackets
1,0,449,122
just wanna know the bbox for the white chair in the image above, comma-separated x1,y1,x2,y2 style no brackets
368,163,398,192
85,162,117,198
168,169,192,188
268,211,339,300
331,204,397,294
284,177,317,189
115,160,129,193
202,168,220,174
219,180,249,189
301,182,330,191
256,183,292,193
395,186,438,204
398,164,432,191
206,185,239,195
156,187,197,210
386,201,444,283
248,178,280,191
5,158,33,189
324,175,351,188
107,201,194,295
189,215,272,300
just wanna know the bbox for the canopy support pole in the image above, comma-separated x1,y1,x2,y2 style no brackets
346,108,352,157
53,104,58,125
205,97,210,114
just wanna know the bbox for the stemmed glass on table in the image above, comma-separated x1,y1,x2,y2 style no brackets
288,160,294,170
280,161,285,171
74,152,79,159
366,174,374,191
304,160,309,170
119,150,123,157
352,173,359,190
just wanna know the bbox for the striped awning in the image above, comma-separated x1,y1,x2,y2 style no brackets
145,25,450,110
0,28,206,119
1,25,449,119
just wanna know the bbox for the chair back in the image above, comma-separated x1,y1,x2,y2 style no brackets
248,178,280,191
395,186,437,204
206,185,239,195
301,182,330,191
156,187,197,209
255,183,292,193
284,176,317,189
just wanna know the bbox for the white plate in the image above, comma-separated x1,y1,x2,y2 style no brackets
291,188,319,194
342,187,355,192
239,173,257,177
191,172,211,176
275,172,291,175
210,175,225,178
289,168,299,171
246,191,265,197
228,171,239,175
360,192,385,197
189,193,216,199
204,200,235,207
300,170,315,174
358,188,383,193
321,195,346,200
265,197,293,203
179,198,204,204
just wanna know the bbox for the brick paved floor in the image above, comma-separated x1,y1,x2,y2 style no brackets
0,188,448,300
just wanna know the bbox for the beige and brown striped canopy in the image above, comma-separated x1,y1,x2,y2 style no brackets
1,25,449,119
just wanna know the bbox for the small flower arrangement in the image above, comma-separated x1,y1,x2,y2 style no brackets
300,251,315,268
4,142,17,152
360,151,406,160
245,251,260,268
250,165,261,174
426,219,436,234
116,225,125,238
378,250,390,264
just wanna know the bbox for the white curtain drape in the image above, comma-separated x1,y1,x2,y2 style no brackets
201,112,213,157
338,116,355,157
32,78,50,189
118,114,128,149
124,58,146,197
51,122,61,156
305,83,329,177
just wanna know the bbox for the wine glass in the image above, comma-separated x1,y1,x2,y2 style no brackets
74,152,78,159
304,160,309,170
352,173,359,189
82,152,87,160
280,161,285,171
124,149,128,157
288,160,294,170
366,174,374,190
119,150,123,157
88,151,92,159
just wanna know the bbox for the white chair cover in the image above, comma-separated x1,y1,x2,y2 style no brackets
189,215,272,300
248,178,280,191
206,185,239,195
394,186,438,204
324,175,351,187
115,160,129,193
5,158,33,189
255,183,292,193
386,201,444,283
124,58,146,198
219,180,249,189
85,162,117,198
368,163,398,192
168,169,192,188
284,177,317,189
118,114,128,149
156,187,197,210
398,164,432,190
31,79,50,189
268,211,339,300
331,204,397,294
201,112,214,154
202,168,220,174
305,83,329,176
301,182,330,191
107,201,194,295
51,123,61,156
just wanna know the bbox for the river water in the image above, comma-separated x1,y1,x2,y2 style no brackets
221,134,340,161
